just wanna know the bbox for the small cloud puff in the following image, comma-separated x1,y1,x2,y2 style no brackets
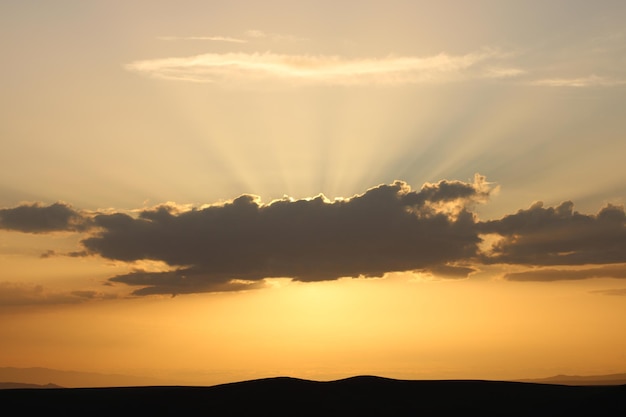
0,202,90,233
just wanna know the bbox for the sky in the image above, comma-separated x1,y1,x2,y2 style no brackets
1,0,625,386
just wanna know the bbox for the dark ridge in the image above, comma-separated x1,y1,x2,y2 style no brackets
0,376,624,416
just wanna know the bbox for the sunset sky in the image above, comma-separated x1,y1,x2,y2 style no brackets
1,0,625,386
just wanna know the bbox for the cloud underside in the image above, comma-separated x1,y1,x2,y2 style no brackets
2,175,625,296
125,50,524,85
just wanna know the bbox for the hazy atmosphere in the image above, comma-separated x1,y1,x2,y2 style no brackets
1,0,625,387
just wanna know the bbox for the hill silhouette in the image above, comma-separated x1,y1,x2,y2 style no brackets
1,375,624,416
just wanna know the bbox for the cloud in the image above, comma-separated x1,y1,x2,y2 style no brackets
40,249,89,258
591,288,626,296
125,49,505,85
504,264,626,282
481,67,526,78
5,176,624,296
480,201,626,266
0,202,90,233
420,264,476,279
530,74,626,87
157,36,247,43
245,29,266,38
109,269,267,297
156,30,306,44
0,282,116,307
244,29,307,42
82,175,493,295
40,250,56,259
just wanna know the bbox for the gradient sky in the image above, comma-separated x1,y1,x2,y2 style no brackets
1,0,625,386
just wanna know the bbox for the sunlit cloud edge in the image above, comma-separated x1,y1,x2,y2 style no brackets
125,49,521,85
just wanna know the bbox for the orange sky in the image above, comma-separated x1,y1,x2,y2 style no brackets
1,1,625,386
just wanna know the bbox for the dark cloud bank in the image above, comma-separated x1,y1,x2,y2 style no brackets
1,175,625,296
86,176,489,295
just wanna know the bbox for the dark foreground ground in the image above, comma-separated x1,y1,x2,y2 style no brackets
1,376,625,416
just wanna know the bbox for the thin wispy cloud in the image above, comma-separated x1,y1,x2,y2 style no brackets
125,50,512,85
482,67,526,78
244,29,308,42
157,30,306,44
530,74,626,87
591,288,626,296
157,36,248,43
0,282,116,307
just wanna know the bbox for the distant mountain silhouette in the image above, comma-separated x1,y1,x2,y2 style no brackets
0,366,168,388
0,382,63,389
0,375,624,416
518,372,626,385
